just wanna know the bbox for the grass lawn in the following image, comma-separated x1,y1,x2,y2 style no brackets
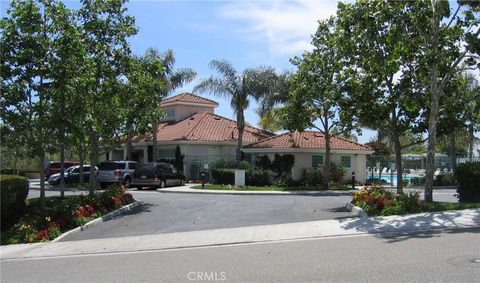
190,184,353,191
421,202,480,212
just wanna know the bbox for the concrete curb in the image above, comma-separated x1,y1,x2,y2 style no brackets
157,187,356,196
345,202,368,218
51,201,142,243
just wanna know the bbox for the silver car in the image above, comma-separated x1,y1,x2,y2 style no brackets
97,161,137,188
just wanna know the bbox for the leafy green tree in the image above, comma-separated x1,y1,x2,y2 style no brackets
413,0,479,202
336,0,426,193
47,0,86,197
78,0,138,195
123,52,165,161
1,0,59,209
194,60,278,165
145,48,196,162
174,145,184,173
282,17,355,190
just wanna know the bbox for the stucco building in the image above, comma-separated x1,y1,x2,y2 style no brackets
110,93,373,183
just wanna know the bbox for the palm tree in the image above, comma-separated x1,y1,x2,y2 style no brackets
145,48,196,162
194,59,278,165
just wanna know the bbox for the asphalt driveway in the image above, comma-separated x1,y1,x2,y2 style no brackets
59,191,354,241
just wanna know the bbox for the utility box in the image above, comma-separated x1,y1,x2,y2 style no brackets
234,170,245,186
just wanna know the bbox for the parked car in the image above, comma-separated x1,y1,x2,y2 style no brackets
97,161,137,189
48,165,97,186
44,161,80,179
132,163,185,189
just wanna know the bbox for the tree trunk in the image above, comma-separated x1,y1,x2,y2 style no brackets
89,131,98,196
449,131,456,170
60,143,65,199
392,133,403,194
38,153,46,210
152,122,158,162
126,138,132,160
468,124,474,161
425,4,441,203
79,157,85,185
236,112,245,167
323,132,331,190
13,147,18,175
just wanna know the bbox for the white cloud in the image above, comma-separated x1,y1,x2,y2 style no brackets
218,0,339,56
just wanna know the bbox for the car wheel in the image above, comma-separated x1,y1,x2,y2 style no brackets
137,186,143,190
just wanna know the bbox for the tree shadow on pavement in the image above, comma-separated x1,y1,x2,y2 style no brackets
337,209,480,243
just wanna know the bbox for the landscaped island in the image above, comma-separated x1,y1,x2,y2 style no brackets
1,175,134,245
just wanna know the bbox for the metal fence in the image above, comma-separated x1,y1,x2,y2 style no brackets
366,155,480,184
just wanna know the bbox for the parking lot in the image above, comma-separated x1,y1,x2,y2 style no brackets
59,190,354,241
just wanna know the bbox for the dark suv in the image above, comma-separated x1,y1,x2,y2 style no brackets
97,161,137,188
132,163,185,189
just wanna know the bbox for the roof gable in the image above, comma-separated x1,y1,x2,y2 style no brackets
161,92,219,106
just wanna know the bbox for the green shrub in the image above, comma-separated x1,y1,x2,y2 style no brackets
303,169,323,186
255,155,271,170
1,175,29,230
380,204,406,216
410,177,425,186
329,163,346,182
397,191,422,213
240,160,251,170
211,169,235,185
455,162,480,202
434,172,456,186
246,170,271,186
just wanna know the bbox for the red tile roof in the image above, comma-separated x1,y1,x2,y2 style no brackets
162,92,219,106
133,112,273,143
244,131,373,151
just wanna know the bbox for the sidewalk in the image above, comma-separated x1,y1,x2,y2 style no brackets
2,208,478,260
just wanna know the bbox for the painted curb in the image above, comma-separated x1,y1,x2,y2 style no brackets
51,201,143,243
346,202,368,218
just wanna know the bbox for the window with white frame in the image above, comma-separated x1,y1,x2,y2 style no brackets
341,156,351,168
163,109,175,121
311,154,324,169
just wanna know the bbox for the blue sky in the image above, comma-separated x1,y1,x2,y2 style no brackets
1,0,377,142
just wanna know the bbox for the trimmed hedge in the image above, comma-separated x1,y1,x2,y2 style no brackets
211,169,235,185
1,175,29,230
455,162,480,202
246,170,272,186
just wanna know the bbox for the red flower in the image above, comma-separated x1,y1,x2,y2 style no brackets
36,229,49,239
364,195,374,204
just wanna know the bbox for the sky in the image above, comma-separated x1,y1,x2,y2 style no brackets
0,0,381,143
